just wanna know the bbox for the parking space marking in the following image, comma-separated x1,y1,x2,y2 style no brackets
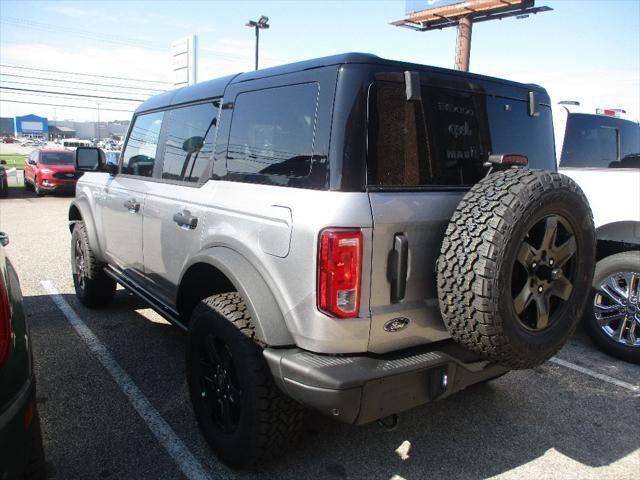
41,280,214,480
550,356,639,393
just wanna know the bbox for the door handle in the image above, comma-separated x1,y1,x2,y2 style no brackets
173,210,198,230
123,199,140,213
389,233,409,303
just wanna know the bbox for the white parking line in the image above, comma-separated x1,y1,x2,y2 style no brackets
41,280,214,480
550,356,639,393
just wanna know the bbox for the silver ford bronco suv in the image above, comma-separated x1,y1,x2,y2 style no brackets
69,53,596,468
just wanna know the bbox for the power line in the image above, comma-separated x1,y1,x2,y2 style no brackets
1,90,142,104
0,72,166,92
0,86,145,102
0,16,166,51
0,64,171,84
0,79,155,97
0,98,134,112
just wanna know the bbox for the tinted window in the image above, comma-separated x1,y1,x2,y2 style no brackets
160,102,218,183
227,83,319,184
121,111,164,176
560,114,619,168
368,82,489,187
368,81,555,187
40,152,74,165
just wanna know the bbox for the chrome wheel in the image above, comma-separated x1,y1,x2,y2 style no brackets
593,271,640,347
512,214,577,331
74,238,86,291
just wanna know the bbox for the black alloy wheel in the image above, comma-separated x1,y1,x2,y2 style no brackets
197,334,243,434
512,214,577,332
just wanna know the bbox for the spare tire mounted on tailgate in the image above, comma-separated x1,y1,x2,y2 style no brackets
437,167,596,369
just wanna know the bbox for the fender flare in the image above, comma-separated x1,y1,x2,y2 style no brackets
596,221,640,246
68,198,103,261
183,247,294,346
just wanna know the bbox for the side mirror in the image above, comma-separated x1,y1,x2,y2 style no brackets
183,136,204,154
76,147,103,172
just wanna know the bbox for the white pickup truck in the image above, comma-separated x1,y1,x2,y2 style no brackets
555,103,640,363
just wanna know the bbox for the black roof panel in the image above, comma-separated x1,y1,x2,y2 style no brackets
136,52,547,114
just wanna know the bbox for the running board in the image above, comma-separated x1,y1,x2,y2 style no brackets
103,266,186,331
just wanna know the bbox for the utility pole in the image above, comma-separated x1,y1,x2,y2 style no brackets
246,16,269,70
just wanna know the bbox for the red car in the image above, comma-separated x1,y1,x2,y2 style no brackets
23,149,81,196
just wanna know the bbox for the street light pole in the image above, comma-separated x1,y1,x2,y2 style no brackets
246,16,269,71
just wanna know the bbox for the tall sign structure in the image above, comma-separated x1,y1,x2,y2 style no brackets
172,35,198,88
392,0,552,72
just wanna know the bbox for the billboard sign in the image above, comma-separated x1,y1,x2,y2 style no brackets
406,0,461,14
172,35,198,88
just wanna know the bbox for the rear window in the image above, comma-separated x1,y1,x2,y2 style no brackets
560,113,640,169
368,81,555,187
40,152,73,165
226,83,320,187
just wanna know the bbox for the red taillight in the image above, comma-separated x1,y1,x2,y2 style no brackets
317,229,363,318
0,273,11,368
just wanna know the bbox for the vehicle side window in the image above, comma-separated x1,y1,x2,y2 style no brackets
121,111,164,177
226,83,320,186
160,102,218,183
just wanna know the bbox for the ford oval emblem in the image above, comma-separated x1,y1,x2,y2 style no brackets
384,317,410,332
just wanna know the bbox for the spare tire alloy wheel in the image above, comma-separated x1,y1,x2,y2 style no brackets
437,168,595,370
512,214,577,332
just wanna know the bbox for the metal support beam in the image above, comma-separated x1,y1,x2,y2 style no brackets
454,16,473,72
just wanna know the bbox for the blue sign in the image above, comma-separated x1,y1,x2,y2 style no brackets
406,0,462,14
15,114,48,134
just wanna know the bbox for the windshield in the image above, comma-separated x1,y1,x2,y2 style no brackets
40,152,74,165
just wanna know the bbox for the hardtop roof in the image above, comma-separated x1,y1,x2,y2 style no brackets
135,52,547,114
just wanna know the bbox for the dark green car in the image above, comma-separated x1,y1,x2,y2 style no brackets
0,232,45,479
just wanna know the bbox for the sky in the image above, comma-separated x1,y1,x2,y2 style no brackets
0,0,638,123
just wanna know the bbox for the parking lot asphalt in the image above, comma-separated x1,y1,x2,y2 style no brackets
0,191,638,480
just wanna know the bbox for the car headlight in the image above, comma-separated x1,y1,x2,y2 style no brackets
40,168,54,174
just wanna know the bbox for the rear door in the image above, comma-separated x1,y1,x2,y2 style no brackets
141,101,219,305
366,73,554,353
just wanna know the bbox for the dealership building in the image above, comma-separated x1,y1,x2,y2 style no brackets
0,115,129,140
15,114,49,140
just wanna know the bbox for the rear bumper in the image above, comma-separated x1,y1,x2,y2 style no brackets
264,340,508,425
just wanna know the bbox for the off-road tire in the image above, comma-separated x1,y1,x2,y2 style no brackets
187,292,304,469
583,252,640,364
71,221,116,308
437,168,596,369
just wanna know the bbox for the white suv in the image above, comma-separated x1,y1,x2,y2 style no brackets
555,103,640,363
